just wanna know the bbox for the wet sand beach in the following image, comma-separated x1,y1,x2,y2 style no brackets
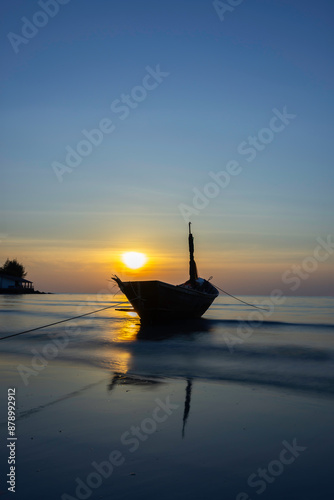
1,294,334,499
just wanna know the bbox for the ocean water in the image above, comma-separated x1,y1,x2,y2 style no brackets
1,294,334,500
1,293,333,397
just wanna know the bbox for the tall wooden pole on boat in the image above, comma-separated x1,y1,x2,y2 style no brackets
188,222,198,285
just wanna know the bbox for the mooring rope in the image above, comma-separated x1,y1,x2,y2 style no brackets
0,302,122,341
0,282,270,341
213,283,270,312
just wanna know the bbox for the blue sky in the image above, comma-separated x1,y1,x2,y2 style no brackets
1,0,333,294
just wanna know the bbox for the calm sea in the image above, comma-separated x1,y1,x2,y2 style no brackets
1,294,333,397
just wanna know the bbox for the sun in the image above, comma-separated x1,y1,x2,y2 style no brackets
121,252,147,270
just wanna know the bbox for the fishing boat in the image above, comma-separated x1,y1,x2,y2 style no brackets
112,224,219,323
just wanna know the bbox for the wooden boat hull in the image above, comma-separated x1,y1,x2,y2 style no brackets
116,280,218,323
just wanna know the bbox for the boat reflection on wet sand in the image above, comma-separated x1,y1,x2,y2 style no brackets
107,371,193,439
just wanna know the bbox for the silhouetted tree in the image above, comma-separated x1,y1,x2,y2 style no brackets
0,259,27,278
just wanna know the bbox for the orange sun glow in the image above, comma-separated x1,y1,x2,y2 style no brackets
121,252,147,270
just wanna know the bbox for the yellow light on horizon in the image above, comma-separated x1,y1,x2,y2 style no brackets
121,252,147,270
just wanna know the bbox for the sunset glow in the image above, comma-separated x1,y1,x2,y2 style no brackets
121,252,147,270
1,2,333,296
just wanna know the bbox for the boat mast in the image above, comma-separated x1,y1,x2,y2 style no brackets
188,222,198,285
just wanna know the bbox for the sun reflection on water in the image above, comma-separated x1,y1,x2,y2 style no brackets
113,316,140,343
110,350,132,373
